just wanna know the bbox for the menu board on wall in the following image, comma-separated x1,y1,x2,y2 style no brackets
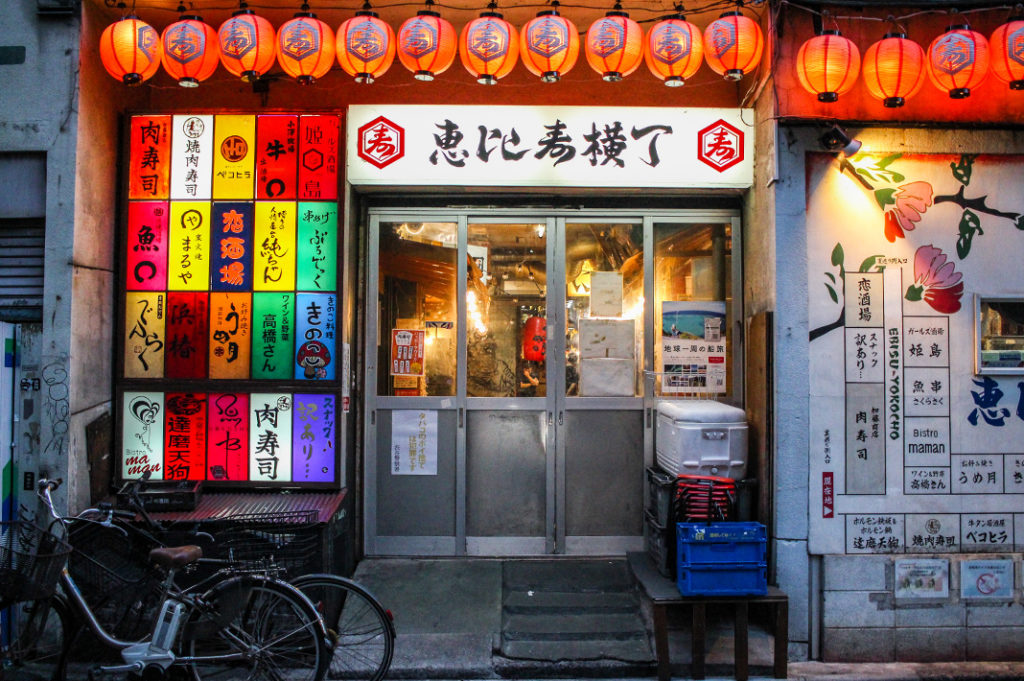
807,152,1024,554
121,113,342,486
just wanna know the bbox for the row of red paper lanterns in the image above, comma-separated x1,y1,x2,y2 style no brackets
99,3,765,87
798,19,1024,105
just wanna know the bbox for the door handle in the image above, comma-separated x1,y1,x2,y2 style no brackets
371,410,375,426
547,411,553,427
558,411,563,426
459,407,464,429
646,407,652,428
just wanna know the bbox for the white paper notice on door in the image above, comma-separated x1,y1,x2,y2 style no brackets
391,410,438,475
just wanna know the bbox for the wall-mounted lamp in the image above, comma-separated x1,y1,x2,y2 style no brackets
820,124,862,157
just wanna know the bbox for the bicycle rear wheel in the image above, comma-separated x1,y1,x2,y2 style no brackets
182,575,327,681
290,574,395,681
1,596,71,681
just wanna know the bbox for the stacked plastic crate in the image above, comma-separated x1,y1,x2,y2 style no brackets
676,522,767,596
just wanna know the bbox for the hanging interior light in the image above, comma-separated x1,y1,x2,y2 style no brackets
161,4,220,87
703,4,763,81
519,1,579,83
336,2,397,83
862,29,926,107
100,4,163,85
585,2,644,82
460,2,519,85
989,9,1024,90
927,21,989,99
218,2,277,82
795,20,861,103
643,6,704,87
277,3,336,84
397,0,458,81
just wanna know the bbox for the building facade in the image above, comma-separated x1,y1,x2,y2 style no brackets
4,0,1024,662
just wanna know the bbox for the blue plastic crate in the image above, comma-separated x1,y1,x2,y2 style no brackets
677,522,767,566
677,562,767,596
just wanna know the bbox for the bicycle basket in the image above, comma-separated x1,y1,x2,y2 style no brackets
66,520,164,641
0,521,72,608
205,510,322,578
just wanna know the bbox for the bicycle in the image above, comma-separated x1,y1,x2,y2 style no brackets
112,478,396,681
28,477,332,681
0,516,73,681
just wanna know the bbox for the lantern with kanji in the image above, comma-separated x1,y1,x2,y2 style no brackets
336,7,397,83
796,29,861,102
162,12,220,87
928,24,989,98
522,316,546,362
990,17,1024,90
277,9,336,84
100,15,163,85
460,6,519,84
520,4,579,82
397,4,458,80
862,32,926,107
585,6,643,81
703,9,763,81
644,12,703,86
218,8,277,82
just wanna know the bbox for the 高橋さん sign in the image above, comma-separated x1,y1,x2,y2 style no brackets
346,106,753,189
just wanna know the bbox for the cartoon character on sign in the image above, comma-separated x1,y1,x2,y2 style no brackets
297,340,331,379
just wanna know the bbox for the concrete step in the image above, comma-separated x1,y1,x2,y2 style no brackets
504,589,638,613
502,558,632,592
503,612,650,639
500,638,655,663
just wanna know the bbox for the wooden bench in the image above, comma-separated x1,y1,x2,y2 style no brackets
627,552,788,681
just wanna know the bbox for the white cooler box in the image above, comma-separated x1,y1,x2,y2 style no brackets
655,400,748,478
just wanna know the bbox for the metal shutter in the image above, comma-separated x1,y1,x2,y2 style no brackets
0,218,44,319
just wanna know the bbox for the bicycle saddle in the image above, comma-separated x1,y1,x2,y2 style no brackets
149,545,203,569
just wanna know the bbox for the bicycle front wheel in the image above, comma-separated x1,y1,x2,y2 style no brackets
1,596,71,681
290,574,395,681
183,575,328,681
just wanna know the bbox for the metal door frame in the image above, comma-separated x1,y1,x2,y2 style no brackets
363,207,743,557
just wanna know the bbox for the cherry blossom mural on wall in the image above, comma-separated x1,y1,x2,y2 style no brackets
905,244,964,314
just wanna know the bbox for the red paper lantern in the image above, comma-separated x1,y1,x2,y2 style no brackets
703,10,763,81
990,18,1024,90
277,12,336,85
100,16,162,85
796,29,861,102
862,32,926,107
520,6,579,82
928,24,989,99
585,8,643,81
218,9,277,82
336,9,397,83
162,15,220,87
644,13,703,87
397,9,458,80
522,316,546,362
460,8,519,84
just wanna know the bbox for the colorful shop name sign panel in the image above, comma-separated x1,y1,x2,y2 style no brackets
346,106,753,189
806,152,1024,554
123,391,336,483
124,113,340,383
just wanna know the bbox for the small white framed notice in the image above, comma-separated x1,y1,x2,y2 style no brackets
895,558,949,600
960,559,1014,601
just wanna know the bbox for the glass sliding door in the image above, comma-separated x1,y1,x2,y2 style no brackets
364,209,742,556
